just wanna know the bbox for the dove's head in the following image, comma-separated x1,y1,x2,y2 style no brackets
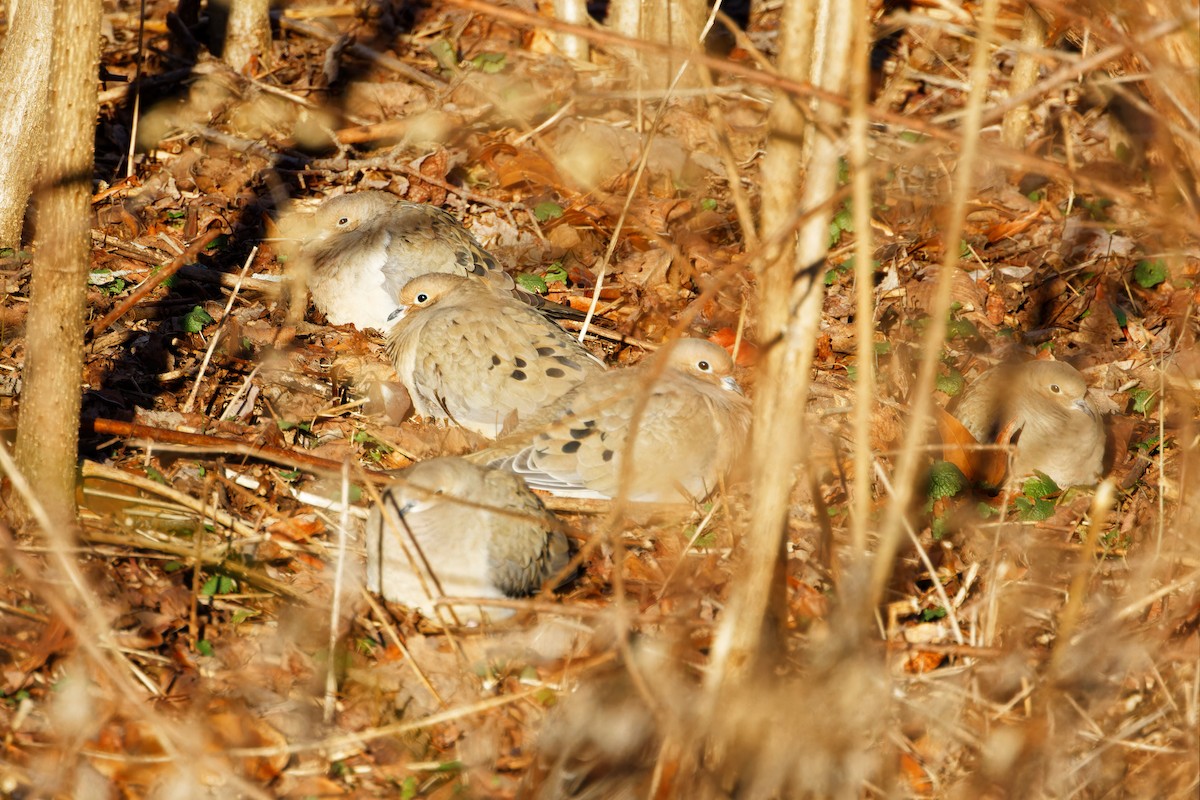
659,338,744,395
389,273,474,323
309,191,397,241
387,457,483,513
1020,361,1096,422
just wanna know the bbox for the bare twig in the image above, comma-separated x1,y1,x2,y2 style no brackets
89,228,223,336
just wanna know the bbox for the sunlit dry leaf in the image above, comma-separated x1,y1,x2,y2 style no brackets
936,407,1010,486
207,699,290,782
900,751,934,795
708,328,758,366
935,407,977,478
479,143,563,189
267,513,325,542
17,616,74,677
984,201,1047,243
408,150,450,205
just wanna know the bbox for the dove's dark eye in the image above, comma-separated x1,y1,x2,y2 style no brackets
416,293,430,304
698,360,711,372
1049,384,1061,393
337,216,350,226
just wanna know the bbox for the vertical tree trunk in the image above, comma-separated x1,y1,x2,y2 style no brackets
552,0,590,62
222,0,272,73
706,0,853,687
12,0,103,527
606,0,706,89
1000,3,1046,150
0,0,55,248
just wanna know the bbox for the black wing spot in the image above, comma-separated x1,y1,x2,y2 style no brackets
536,346,555,356
511,370,528,381
569,427,595,439
545,367,566,378
561,441,582,454
514,357,527,368
601,449,614,462
554,355,583,371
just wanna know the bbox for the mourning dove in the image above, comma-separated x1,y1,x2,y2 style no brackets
954,360,1105,487
474,338,752,503
298,190,585,330
385,273,605,438
297,191,498,330
365,457,571,624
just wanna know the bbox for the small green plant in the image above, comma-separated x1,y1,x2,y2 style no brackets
90,268,127,295
936,369,965,397
928,461,970,500
469,52,507,73
828,205,854,247
353,431,394,463
428,39,458,73
516,273,548,294
1130,388,1158,415
533,201,564,222
682,521,717,549
825,256,880,285
201,574,237,596
927,461,968,541
824,262,850,285
946,317,979,341
517,262,570,294
1133,259,1168,289
1099,529,1132,552
1136,433,1166,454
1014,472,1059,521
182,305,214,333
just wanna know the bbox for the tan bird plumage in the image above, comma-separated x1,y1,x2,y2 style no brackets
474,338,752,503
954,360,1105,487
365,457,571,624
298,190,499,331
298,190,589,330
385,273,604,438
